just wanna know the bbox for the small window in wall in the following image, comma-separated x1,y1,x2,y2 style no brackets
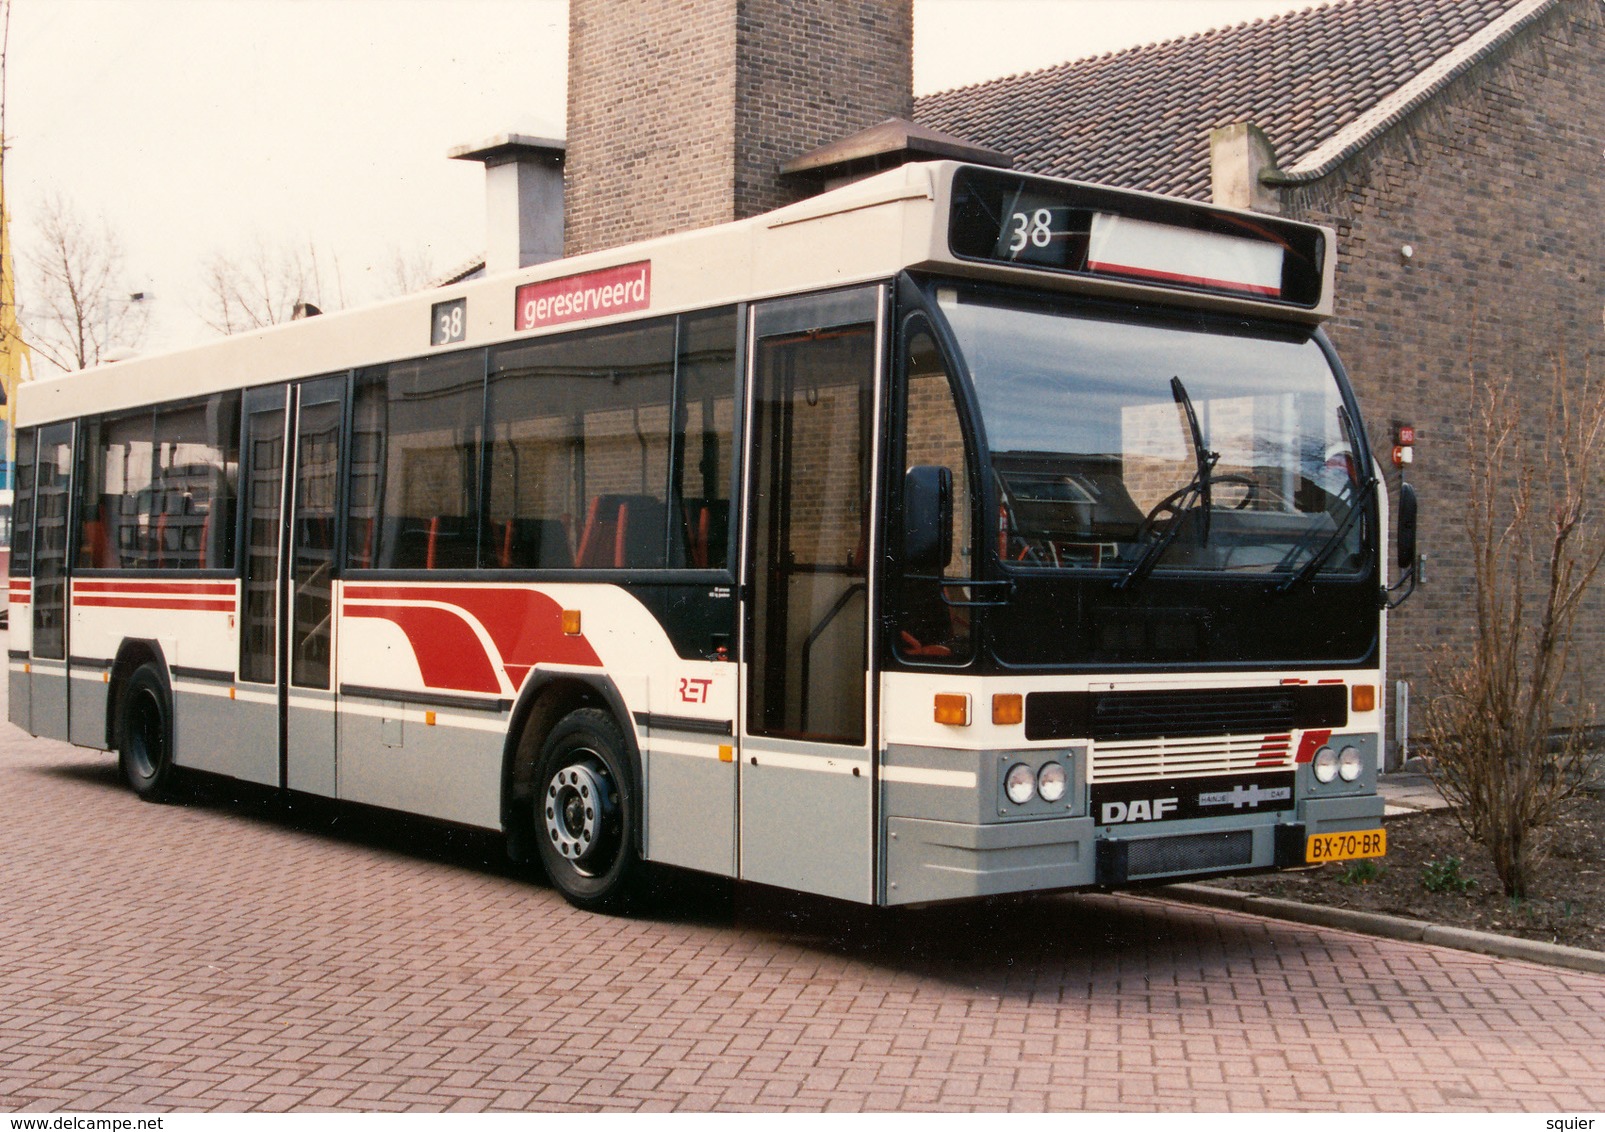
669,308,739,570
349,350,485,570
895,328,974,661
487,319,676,569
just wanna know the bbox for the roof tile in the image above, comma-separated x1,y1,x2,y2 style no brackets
917,0,1525,199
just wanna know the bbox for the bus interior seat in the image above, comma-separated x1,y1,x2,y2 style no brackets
679,498,729,568
387,515,477,570
81,503,114,568
491,517,574,570
576,494,668,569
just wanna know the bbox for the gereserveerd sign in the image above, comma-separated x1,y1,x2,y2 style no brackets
514,261,651,331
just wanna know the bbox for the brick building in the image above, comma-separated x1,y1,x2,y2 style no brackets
563,0,912,256
918,0,1605,754
467,0,1603,758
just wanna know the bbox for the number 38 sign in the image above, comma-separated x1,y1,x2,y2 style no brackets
431,298,467,346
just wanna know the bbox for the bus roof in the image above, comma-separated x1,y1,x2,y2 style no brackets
16,161,1335,428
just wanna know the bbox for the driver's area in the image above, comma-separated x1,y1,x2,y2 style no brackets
894,322,974,662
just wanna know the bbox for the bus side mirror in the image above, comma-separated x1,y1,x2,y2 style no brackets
904,465,952,576
1396,481,1418,572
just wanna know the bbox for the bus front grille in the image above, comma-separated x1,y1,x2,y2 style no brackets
1089,733,1293,782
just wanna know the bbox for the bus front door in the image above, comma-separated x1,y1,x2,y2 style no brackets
738,287,883,904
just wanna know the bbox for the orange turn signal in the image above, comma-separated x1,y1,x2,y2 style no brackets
1351,684,1376,713
992,693,1024,726
934,693,971,726
561,609,582,636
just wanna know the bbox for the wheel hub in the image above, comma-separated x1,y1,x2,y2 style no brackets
543,758,613,866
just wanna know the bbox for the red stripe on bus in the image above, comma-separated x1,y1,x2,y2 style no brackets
1295,729,1332,763
73,580,236,595
73,596,236,612
343,585,603,675
1087,259,1282,297
344,604,503,694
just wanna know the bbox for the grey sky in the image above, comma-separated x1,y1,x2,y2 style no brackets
5,0,1332,362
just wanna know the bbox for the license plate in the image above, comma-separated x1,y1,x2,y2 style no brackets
1305,828,1387,863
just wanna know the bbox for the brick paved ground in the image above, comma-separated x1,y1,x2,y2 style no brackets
3,720,1604,1111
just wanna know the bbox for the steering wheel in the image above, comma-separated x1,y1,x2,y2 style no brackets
1135,474,1262,541
1212,473,1260,511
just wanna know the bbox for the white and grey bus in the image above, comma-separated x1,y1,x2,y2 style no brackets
8,162,1415,910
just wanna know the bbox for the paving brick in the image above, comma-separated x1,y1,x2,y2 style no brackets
4,726,1605,1111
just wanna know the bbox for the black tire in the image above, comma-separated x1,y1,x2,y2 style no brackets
118,663,180,803
533,708,644,913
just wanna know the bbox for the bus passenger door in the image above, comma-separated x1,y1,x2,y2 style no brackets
226,384,291,787
738,287,884,903
283,376,346,797
227,379,346,793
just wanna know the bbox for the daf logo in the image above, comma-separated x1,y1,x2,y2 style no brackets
1100,797,1178,824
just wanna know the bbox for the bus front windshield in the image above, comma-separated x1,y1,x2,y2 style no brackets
937,291,1369,581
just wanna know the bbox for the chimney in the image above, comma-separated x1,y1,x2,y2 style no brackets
565,0,913,257
450,133,567,274
1210,122,1281,213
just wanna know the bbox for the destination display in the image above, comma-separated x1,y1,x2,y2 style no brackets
948,167,1325,308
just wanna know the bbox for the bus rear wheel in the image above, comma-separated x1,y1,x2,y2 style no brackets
119,663,180,803
534,708,644,913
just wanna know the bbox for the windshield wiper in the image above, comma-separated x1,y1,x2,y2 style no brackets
1274,405,1373,593
1172,376,1217,545
1115,377,1217,591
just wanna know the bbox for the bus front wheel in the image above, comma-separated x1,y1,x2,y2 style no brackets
118,664,180,803
534,708,644,913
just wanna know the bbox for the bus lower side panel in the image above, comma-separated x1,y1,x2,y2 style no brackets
9,662,31,733
337,703,503,830
644,735,738,878
29,660,69,743
178,687,281,788
69,668,109,750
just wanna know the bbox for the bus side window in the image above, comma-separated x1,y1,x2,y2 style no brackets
75,410,154,571
154,393,240,571
897,328,973,661
669,308,738,571
488,320,676,570
355,351,485,571
11,428,35,579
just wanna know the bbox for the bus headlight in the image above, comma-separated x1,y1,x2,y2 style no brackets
1037,761,1068,802
1312,746,1338,784
1005,763,1036,805
1338,745,1363,782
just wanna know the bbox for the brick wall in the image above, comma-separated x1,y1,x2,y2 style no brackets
566,0,911,256
1278,0,1605,741
731,0,913,219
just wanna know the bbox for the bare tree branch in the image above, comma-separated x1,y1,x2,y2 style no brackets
18,194,147,372
197,235,340,334
1424,354,1605,898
